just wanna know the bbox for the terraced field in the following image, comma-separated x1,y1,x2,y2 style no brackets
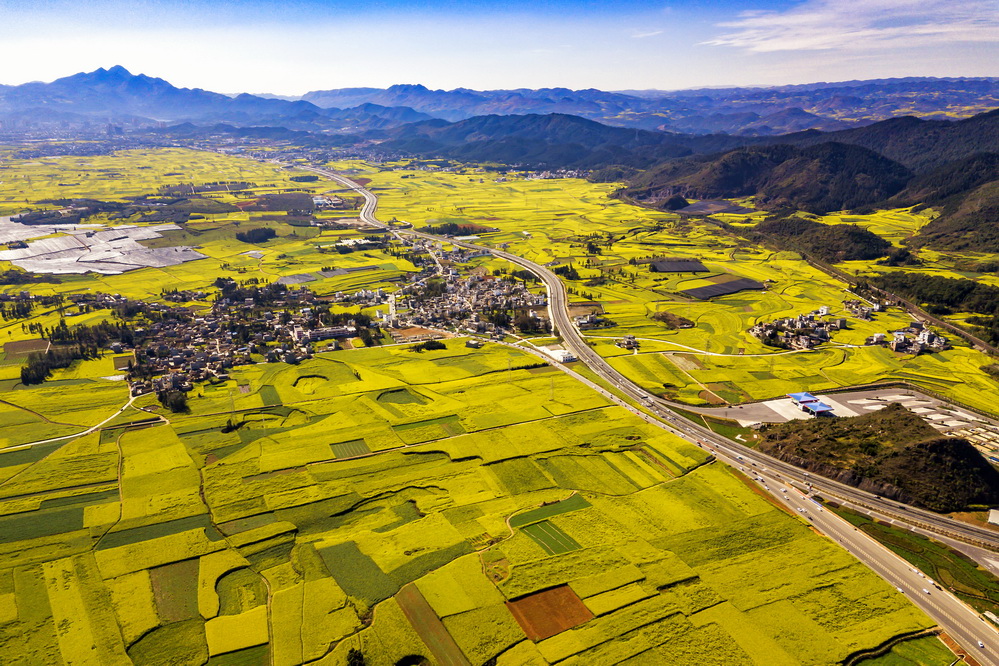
0,340,936,664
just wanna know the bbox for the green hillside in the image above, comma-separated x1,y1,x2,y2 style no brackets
759,404,999,512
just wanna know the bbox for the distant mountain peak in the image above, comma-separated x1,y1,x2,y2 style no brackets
84,65,136,81
386,83,430,93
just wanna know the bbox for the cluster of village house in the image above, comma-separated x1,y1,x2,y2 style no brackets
749,305,851,350
395,271,548,335
749,302,950,353
16,251,549,396
865,321,950,353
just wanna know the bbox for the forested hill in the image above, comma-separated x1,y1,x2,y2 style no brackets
612,107,999,247
886,153,999,252
619,143,911,214
367,113,756,169
758,403,999,512
784,108,999,173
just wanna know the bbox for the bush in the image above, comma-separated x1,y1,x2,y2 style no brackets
410,340,446,352
235,228,277,244
157,390,188,413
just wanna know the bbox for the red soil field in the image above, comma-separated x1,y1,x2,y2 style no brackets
506,585,593,641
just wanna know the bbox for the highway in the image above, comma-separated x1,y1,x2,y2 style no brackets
306,164,999,661
746,462,999,666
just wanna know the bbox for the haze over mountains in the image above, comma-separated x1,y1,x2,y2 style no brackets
0,66,433,133
3,66,999,137
301,78,999,134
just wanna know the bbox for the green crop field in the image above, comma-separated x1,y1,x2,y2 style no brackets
521,520,582,555
832,506,999,615
858,635,957,665
0,149,965,665
0,337,940,665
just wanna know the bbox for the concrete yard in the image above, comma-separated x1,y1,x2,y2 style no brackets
687,387,997,432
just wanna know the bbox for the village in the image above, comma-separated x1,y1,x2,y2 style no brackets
749,304,851,350
2,229,552,402
750,301,951,353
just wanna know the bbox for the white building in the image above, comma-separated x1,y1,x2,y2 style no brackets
547,349,576,363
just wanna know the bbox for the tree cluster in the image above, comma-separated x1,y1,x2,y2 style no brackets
754,215,892,262
157,390,188,413
0,270,59,285
871,272,999,345
410,339,446,352
872,272,999,316
21,345,99,385
552,264,580,280
235,227,277,244
418,221,487,236
48,318,135,347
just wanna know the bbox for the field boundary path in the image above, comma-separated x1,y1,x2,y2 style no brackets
4,393,167,452
0,396,78,426
395,583,470,666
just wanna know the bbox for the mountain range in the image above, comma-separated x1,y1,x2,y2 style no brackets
619,108,999,249
0,66,433,133
301,77,999,134
3,67,998,137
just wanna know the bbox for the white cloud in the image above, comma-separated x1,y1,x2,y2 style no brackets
632,29,664,38
704,0,999,52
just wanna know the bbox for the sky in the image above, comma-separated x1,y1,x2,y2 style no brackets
1,0,997,95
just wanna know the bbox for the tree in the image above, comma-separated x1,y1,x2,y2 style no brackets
157,390,188,413
347,649,366,666
358,328,378,347
513,313,547,334
486,310,511,328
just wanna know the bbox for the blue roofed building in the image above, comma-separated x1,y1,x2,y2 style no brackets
787,392,819,405
787,392,836,416
802,401,835,416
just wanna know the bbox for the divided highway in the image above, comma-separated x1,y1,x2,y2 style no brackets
310,164,999,661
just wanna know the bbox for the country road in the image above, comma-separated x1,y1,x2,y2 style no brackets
308,163,999,662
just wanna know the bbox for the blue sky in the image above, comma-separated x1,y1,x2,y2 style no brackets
1,0,996,94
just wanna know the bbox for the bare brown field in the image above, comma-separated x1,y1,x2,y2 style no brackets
506,584,593,641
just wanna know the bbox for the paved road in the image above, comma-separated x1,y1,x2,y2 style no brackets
308,165,999,661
